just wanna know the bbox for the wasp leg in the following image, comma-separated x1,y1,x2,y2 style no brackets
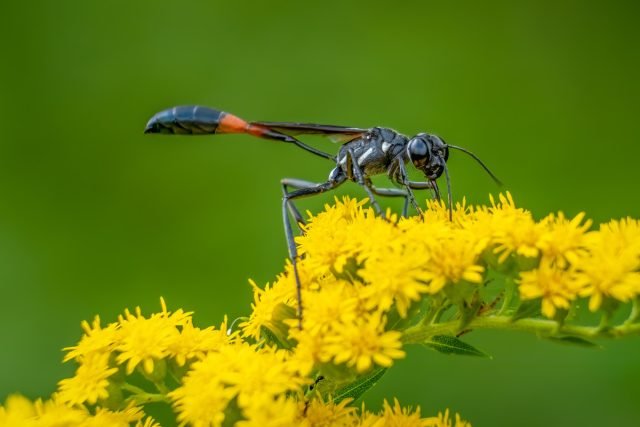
281,178,321,231
263,130,337,162
368,185,410,217
285,136,336,161
405,180,439,204
395,160,423,215
282,168,347,329
405,180,441,210
345,149,384,217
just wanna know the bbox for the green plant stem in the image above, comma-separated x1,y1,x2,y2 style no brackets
625,298,640,325
498,277,515,315
126,393,169,404
121,382,169,404
401,315,640,344
153,381,170,394
121,383,147,395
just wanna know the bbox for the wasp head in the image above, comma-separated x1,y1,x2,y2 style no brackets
407,133,449,180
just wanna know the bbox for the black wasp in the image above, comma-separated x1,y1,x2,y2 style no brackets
145,106,501,327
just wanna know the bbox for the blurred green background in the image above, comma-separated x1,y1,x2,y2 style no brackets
2,0,640,425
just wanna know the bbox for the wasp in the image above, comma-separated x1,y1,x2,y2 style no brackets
145,106,500,327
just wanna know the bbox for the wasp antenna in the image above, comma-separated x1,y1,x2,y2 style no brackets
448,144,502,186
443,163,453,221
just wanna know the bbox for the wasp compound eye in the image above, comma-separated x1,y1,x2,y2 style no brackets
407,136,431,168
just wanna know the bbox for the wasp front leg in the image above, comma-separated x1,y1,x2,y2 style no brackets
393,159,425,215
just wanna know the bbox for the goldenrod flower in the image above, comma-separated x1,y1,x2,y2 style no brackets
168,318,232,366
0,394,153,427
369,398,427,427
574,218,640,310
79,405,143,427
518,260,579,318
537,212,591,266
213,343,308,408
488,193,542,262
322,313,405,372
7,194,640,427
57,352,118,405
170,342,307,425
418,229,486,293
299,279,360,334
63,315,118,363
295,197,369,276
169,358,233,427
359,236,432,317
136,417,162,427
303,397,356,427
32,396,89,425
236,395,300,427
241,276,296,341
115,298,191,374
0,394,36,427
423,198,472,225
423,408,472,427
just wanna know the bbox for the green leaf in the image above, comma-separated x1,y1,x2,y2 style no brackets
547,336,602,349
222,397,243,427
423,335,491,358
511,299,541,322
260,325,290,349
443,281,477,305
458,295,482,330
332,368,387,404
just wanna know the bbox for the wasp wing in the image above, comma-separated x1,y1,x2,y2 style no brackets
251,121,368,143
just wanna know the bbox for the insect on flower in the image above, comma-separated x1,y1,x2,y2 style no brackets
144,106,501,327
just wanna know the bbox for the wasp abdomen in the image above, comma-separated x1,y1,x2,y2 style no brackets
145,106,249,135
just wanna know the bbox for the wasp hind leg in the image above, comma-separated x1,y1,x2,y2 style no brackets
281,178,325,231
282,168,347,329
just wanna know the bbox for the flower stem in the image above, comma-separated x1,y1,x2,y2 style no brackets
624,298,640,325
125,393,169,405
401,315,640,344
121,382,147,395
498,277,515,315
153,381,170,394
121,382,170,404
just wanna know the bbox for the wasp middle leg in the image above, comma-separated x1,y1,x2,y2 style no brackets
368,185,410,217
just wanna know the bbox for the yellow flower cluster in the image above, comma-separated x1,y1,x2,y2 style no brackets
0,394,157,427
1,297,469,426
4,193,639,426
245,192,640,368
0,393,469,427
60,298,233,407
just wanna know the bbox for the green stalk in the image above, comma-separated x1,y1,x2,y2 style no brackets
401,315,640,344
121,382,170,404
498,277,515,315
